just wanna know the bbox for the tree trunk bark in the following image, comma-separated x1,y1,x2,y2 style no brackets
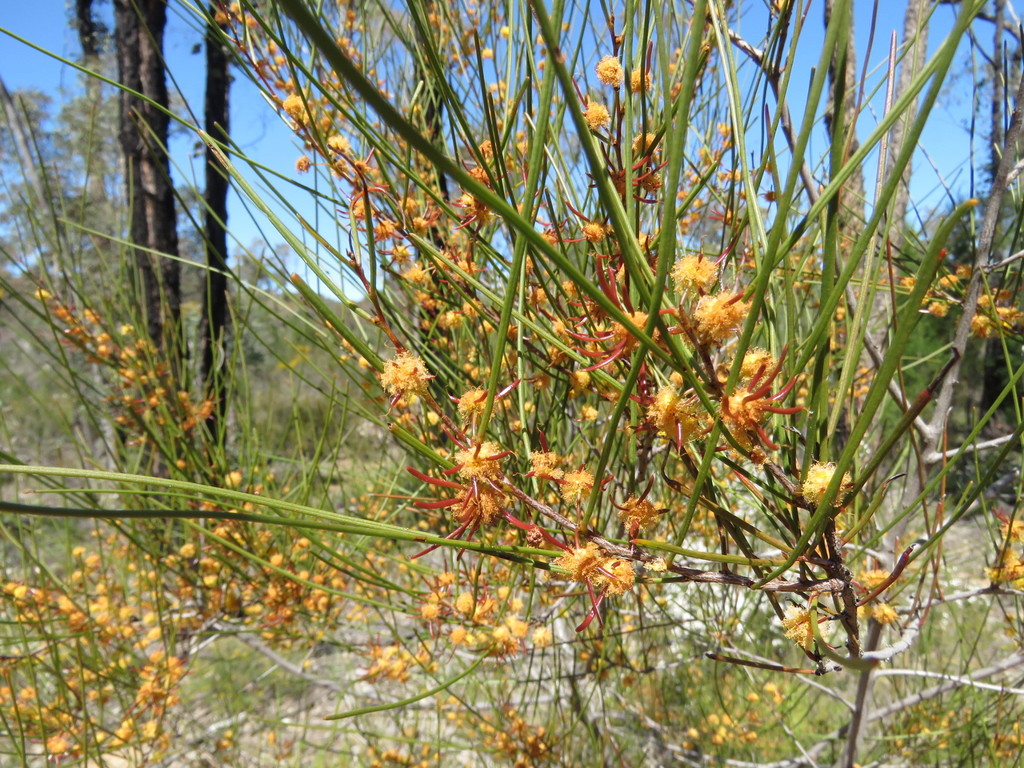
114,0,181,370
75,0,102,61
200,5,231,441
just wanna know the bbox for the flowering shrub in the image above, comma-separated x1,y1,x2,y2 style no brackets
197,0,1024,758
209,0,984,668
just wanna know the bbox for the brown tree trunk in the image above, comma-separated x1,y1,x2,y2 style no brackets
75,0,102,61
114,0,181,368
199,5,231,440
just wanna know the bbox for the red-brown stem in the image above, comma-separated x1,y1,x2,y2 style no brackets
565,328,615,344
576,584,607,632
584,340,628,371
596,265,624,310
705,652,818,675
856,546,916,607
763,404,803,415
407,466,463,490
772,375,799,401
496,379,522,398
416,498,461,510
411,521,471,559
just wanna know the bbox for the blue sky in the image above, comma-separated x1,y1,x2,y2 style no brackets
735,0,977,215
0,0,983,289
1,0,302,274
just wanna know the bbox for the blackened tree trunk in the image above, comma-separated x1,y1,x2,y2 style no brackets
199,5,231,440
75,0,102,62
114,0,182,369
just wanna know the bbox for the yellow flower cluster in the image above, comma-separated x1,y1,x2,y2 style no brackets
456,387,488,422
986,548,1024,588
366,644,432,683
1002,517,1024,541
554,542,636,595
617,496,661,533
380,351,433,397
672,254,719,292
560,469,594,505
693,291,750,344
47,296,215,448
454,441,507,480
781,605,815,650
630,68,652,93
582,220,611,242
740,348,775,380
529,450,564,479
800,461,853,508
282,92,306,123
647,386,706,445
584,101,611,131
595,55,624,87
